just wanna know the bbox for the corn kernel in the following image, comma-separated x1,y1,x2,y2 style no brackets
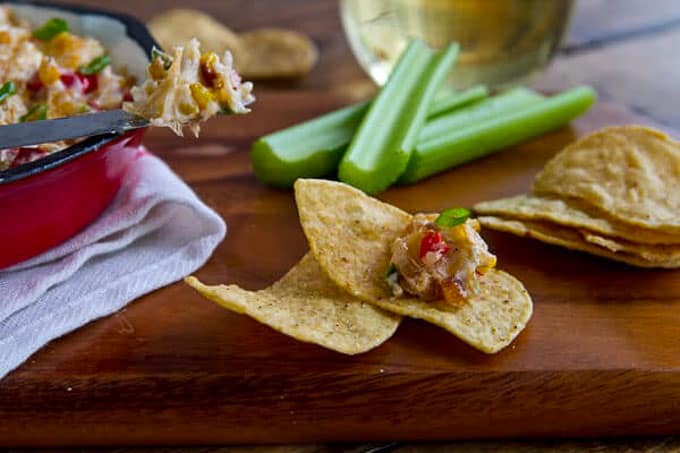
200,52,218,70
189,83,214,110
0,31,11,45
178,101,198,116
38,57,60,85
199,52,223,89
215,87,232,105
47,32,88,69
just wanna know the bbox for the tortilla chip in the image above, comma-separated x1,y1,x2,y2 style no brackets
367,270,532,353
479,216,680,268
577,229,680,262
239,28,318,78
474,194,680,245
148,9,246,66
295,179,411,301
295,179,533,353
533,126,680,233
185,253,400,355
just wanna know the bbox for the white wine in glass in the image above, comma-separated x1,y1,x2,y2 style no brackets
340,0,573,90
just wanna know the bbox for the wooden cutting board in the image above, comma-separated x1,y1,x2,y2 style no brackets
1,91,679,446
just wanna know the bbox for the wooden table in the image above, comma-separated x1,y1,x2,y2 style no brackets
2,0,680,451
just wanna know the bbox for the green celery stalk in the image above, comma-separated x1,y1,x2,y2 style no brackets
400,86,597,184
418,87,544,143
251,42,463,189
428,85,488,118
251,101,369,187
338,40,460,194
251,84,485,187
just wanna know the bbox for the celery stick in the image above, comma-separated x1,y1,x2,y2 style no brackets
400,86,597,184
428,85,488,118
251,84,484,188
418,87,544,143
338,40,459,194
251,101,368,187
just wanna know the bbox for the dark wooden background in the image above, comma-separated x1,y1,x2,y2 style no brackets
3,0,680,452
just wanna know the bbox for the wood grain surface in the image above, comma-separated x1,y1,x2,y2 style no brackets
2,0,680,449
1,91,679,446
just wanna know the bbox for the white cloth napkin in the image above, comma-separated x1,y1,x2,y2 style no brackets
0,149,226,380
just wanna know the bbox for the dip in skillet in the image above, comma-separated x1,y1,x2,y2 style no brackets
0,7,136,169
0,6,254,170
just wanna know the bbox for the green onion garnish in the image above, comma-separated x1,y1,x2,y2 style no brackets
151,47,173,70
385,263,397,279
385,263,400,291
33,18,69,41
0,81,16,104
435,207,471,227
78,55,111,75
20,103,48,122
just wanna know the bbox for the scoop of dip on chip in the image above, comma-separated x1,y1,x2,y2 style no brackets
388,211,497,305
124,38,254,136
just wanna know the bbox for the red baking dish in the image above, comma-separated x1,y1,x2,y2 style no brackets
0,1,159,269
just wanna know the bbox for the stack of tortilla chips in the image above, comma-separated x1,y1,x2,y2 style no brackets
474,125,680,268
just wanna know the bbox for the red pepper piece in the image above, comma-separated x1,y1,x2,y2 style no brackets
59,71,97,94
419,230,450,260
122,89,133,102
60,72,76,87
201,64,218,88
10,147,48,167
77,72,97,94
26,74,43,91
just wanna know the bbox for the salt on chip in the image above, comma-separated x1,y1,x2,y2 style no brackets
239,28,318,79
185,253,400,355
474,194,680,245
148,9,246,66
294,179,533,354
478,216,680,268
533,126,680,233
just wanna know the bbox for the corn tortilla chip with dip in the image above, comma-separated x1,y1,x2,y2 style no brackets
533,126,680,234
478,216,680,268
475,194,680,246
294,179,533,354
185,253,400,355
